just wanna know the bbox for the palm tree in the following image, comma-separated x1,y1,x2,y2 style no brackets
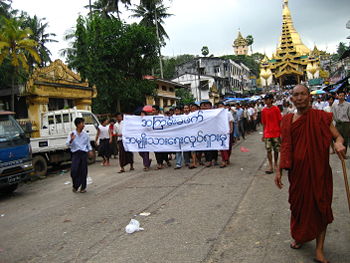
130,0,172,78
86,0,110,18
0,17,41,111
87,0,131,19
0,0,13,18
130,0,172,43
21,15,57,66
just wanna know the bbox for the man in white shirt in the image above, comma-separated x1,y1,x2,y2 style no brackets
66,117,93,193
218,102,233,167
114,113,134,173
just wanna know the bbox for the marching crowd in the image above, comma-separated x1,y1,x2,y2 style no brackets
66,84,349,263
65,88,350,192
93,100,266,173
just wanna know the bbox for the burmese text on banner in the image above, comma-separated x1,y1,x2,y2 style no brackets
122,109,230,152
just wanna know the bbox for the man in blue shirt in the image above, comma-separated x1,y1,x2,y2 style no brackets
66,117,93,193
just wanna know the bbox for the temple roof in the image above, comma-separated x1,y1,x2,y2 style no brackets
310,45,321,56
233,31,248,47
277,0,310,55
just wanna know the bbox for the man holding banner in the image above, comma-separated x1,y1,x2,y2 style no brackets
114,113,134,173
152,105,171,170
218,102,234,168
200,100,219,167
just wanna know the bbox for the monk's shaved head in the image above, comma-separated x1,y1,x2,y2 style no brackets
290,84,311,111
292,84,309,94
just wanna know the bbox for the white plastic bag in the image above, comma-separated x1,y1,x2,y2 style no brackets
125,219,144,234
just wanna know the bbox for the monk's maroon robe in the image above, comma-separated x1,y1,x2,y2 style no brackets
280,108,333,243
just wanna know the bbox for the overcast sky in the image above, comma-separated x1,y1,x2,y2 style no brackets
12,0,350,60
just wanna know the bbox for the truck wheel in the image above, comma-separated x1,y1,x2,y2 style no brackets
1,184,18,194
33,155,48,177
88,149,96,164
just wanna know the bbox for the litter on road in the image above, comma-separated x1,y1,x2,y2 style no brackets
240,146,250,152
87,177,93,185
125,219,144,234
139,212,151,216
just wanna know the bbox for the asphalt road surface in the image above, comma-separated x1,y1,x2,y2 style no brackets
0,129,349,263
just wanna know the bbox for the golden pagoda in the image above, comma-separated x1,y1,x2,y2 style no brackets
233,31,248,55
260,0,320,87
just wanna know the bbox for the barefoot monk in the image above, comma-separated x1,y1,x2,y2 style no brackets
274,85,346,263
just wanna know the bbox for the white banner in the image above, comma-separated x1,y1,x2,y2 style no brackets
122,109,230,152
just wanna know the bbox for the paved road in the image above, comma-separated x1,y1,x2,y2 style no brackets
0,129,349,263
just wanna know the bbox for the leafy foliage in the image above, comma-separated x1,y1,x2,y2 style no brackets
246,35,253,46
0,17,41,71
0,0,13,18
175,87,195,105
87,0,132,19
331,42,349,61
157,54,196,79
0,17,41,110
0,2,56,91
20,14,57,67
221,54,260,76
130,0,172,43
250,52,265,63
64,14,159,113
201,46,209,57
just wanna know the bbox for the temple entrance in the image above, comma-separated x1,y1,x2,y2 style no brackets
279,74,301,87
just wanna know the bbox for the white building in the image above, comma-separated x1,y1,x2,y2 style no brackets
173,57,253,100
171,73,220,104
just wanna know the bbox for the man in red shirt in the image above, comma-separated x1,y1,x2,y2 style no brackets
261,94,282,174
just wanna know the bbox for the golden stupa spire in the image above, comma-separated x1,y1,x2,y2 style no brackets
234,30,248,47
278,0,310,55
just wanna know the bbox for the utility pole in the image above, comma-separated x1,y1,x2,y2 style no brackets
197,59,202,101
154,3,163,79
89,0,92,18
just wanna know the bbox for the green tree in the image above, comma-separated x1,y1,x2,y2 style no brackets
330,42,349,61
221,54,259,76
251,52,264,63
201,46,209,57
175,87,194,105
0,0,16,18
160,54,195,79
65,14,159,113
0,17,41,110
87,0,131,19
337,42,348,57
20,14,57,66
130,0,172,78
246,35,254,54
130,0,172,43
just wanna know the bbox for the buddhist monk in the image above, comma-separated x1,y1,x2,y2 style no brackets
275,85,345,263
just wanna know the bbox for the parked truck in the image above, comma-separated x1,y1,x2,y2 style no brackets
0,111,33,193
28,108,100,176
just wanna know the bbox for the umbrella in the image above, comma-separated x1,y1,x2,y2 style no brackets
142,105,153,113
310,90,326,95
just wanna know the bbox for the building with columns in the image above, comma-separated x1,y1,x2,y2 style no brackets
11,59,96,137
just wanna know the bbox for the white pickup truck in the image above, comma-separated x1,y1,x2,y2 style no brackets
30,108,100,176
